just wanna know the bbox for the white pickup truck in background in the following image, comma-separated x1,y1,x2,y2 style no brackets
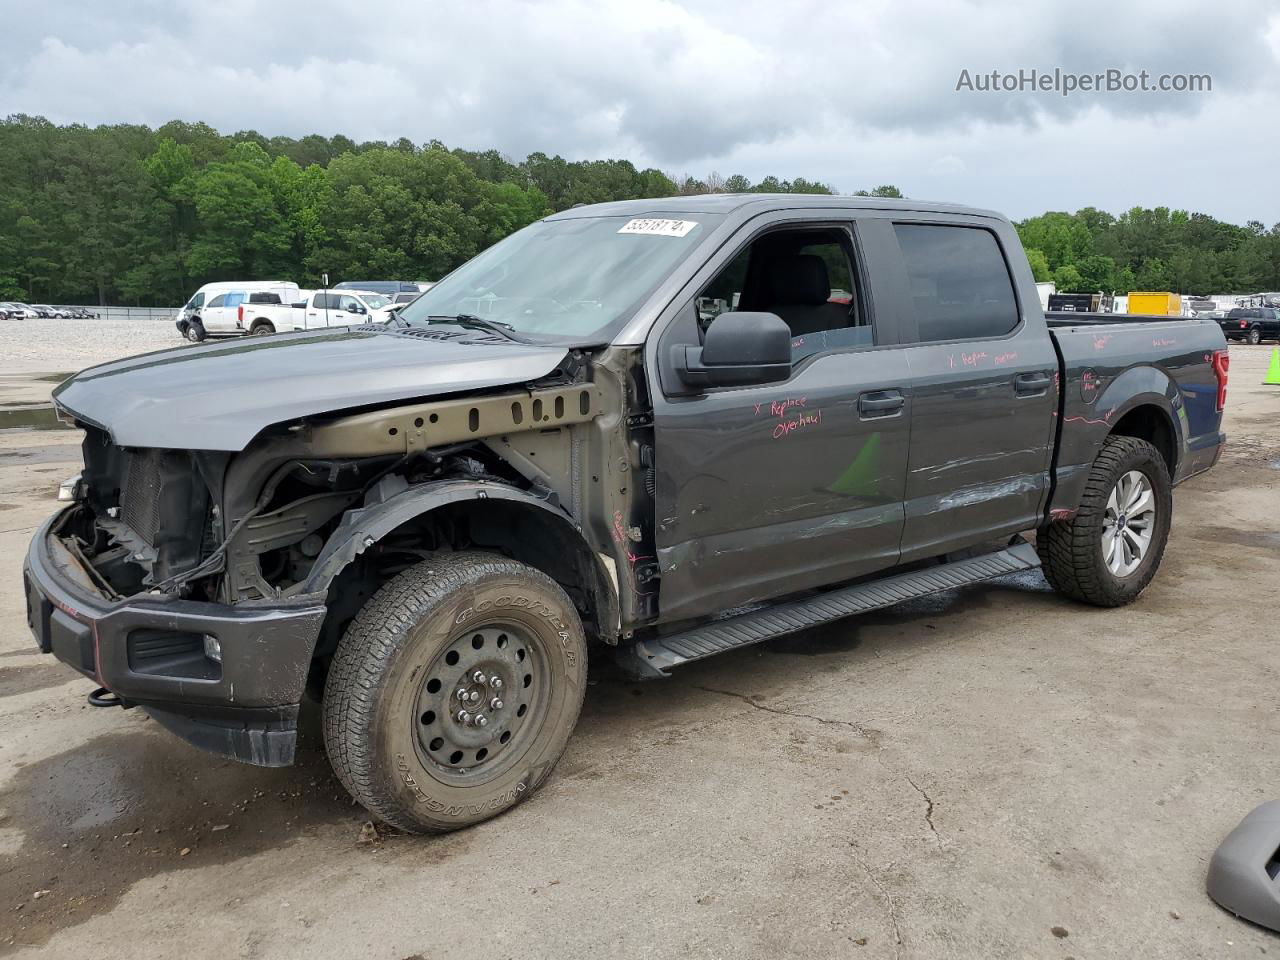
184,288,398,339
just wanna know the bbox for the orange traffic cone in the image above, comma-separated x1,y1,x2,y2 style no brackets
1266,347,1280,386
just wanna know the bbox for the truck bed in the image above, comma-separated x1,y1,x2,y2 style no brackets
1044,314,1226,519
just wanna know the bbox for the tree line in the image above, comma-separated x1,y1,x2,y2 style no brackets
0,115,1274,306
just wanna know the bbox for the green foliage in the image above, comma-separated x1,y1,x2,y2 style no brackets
1025,247,1052,283
1017,206,1280,295
3,114,1276,307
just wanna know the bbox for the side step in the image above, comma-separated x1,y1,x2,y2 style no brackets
616,540,1041,678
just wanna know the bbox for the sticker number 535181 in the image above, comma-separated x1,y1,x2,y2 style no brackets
617,218,699,238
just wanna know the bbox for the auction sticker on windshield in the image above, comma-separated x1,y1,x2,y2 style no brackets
617,218,699,238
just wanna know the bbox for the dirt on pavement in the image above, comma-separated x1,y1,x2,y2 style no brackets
0,335,1276,960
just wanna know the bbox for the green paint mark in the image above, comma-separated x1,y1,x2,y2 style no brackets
828,432,882,497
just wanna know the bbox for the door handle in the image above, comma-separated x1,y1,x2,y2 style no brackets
858,390,905,416
1014,372,1052,396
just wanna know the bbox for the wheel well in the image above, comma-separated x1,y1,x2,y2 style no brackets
250,318,275,332
311,499,616,675
1109,405,1176,474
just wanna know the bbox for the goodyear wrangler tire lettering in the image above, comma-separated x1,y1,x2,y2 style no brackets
325,552,587,834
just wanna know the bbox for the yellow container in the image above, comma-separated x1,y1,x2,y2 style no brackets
1127,291,1182,316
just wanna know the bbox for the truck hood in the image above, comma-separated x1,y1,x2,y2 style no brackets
53,327,569,451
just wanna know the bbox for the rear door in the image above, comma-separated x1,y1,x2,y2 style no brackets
887,218,1058,561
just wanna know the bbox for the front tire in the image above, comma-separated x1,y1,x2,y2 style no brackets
323,552,587,833
1037,435,1172,607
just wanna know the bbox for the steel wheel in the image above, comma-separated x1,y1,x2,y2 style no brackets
1102,469,1155,577
412,623,548,785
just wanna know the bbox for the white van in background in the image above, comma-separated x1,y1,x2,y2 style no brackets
175,281,302,341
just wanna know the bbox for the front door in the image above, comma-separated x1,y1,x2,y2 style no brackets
649,219,911,622
306,293,351,328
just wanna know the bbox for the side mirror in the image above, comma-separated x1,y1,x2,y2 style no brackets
675,311,792,388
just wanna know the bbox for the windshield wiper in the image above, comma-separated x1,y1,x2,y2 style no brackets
423,314,533,343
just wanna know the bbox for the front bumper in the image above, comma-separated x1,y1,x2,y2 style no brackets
24,510,327,766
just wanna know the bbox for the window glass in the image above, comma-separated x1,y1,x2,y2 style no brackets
186,292,205,310
696,226,870,362
398,213,724,341
894,224,1019,341
340,296,363,312
224,292,245,309
206,294,226,308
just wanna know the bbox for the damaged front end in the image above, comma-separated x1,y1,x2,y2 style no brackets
27,345,649,767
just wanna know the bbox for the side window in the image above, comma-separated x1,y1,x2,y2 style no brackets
340,295,363,312
313,293,334,309
894,224,1019,342
187,292,205,310
206,294,226,308
697,225,870,362
224,292,245,309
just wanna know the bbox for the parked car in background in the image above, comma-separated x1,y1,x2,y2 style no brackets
334,280,431,296
174,281,303,341
0,304,9,321
32,304,68,318
1218,306,1280,344
1,301,39,320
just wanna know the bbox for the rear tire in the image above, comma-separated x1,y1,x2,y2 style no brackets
250,321,274,336
323,552,587,833
1037,435,1172,607
1248,326,1262,345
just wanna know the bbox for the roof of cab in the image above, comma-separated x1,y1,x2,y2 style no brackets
544,193,1007,222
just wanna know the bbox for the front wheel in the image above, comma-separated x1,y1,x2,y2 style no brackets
1037,435,1172,607
185,320,206,342
323,552,587,833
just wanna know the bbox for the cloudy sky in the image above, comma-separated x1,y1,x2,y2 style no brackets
3,0,1279,223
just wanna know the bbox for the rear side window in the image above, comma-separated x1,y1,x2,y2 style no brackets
894,224,1019,342
224,292,246,309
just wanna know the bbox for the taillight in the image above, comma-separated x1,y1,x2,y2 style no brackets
1239,320,1247,328
1212,349,1229,412
238,304,245,327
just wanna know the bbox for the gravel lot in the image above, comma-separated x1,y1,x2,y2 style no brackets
0,338,1277,959
0,317,180,374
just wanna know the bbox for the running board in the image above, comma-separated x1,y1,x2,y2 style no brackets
616,540,1041,678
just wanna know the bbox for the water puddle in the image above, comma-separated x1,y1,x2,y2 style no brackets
0,406,73,431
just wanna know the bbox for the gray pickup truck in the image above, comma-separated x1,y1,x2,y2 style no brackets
25,195,1228,833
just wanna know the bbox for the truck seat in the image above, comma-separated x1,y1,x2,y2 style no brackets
761,254,851,336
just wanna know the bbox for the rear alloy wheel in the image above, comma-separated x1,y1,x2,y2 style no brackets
1037,435,1172,607
323,552,587,833
1101,470,1156,577
1248,326,1262,345
251,322,274,336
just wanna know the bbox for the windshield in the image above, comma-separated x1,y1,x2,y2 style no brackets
398,214,722,341
357,293,391,309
